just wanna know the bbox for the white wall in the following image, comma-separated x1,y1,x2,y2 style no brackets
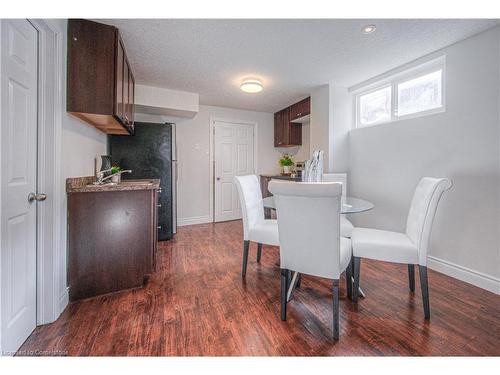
52,19,108,313
310,85,331,171
309,84,352,174
349,27,500,293
135,84,199,118
330,86,351,173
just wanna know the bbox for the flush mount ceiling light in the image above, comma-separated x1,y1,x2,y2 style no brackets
362,24,377,34
240,79,263,93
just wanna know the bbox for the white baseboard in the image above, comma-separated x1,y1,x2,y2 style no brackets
177,215,213,227
58,287,69,316
427,256,500,295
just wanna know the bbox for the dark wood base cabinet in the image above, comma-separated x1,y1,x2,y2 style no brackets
68,189,158,301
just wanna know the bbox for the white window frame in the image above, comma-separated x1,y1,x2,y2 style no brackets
353,56,446,128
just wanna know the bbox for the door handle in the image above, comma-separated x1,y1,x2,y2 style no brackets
216,177,221,181
28,192,47,203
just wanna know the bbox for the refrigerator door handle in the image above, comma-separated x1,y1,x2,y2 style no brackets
171,123,177,162
175,160,178,183
172,160,178,234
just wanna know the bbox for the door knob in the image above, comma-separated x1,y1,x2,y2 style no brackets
28,192,47,202
216,177,221,181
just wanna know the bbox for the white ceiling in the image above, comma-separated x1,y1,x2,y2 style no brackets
98,19,499,113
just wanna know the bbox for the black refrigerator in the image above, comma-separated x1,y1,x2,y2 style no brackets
109,122,177,241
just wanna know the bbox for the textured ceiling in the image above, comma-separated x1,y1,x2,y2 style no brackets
98,19,499,113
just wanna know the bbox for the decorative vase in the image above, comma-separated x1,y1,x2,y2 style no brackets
283,166,290,175
111,174,121,184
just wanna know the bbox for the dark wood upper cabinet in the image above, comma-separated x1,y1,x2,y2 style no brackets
67,19,135,135
274,96,310,147
289,97,311,121
126,64,135,133
115,36,125,125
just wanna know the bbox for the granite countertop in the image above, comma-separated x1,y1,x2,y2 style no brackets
260,174,301,181
66,176,161,193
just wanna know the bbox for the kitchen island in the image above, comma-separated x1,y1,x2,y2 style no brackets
66,177,160,301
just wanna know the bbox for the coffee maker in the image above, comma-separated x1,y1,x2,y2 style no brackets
295,161,306,180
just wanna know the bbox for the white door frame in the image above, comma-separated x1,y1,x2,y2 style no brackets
209,117,258,222
0,19,63,350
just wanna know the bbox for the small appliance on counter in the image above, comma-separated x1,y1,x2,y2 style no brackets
295,161,306,180
109,122,177,241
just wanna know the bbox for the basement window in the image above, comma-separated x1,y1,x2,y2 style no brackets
358,86,392,126
354,57,445,128
397,70,442,117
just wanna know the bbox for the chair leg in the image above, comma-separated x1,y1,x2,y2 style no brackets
242,240,250,278
332,279,340,341
280,269,289,321
408,264,415,292
353,257,361,303
257,243,262,263
346,256,353,300
419,265,431,319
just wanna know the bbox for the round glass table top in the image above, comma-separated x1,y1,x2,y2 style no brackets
262,196,374,214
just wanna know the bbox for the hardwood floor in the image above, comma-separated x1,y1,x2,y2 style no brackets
19,221,500,356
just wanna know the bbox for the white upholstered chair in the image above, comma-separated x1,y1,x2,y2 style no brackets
352,177,452,319
268,180,352,340
322,173,354,238
234,175,279,278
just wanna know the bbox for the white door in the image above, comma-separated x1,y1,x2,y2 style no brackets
214,121,254,222
1,19,38,353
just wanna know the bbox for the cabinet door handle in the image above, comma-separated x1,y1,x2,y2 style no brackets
296,112,302,117
157,204,162,208
157,226,162,229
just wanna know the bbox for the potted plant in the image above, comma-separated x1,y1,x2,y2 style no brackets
279,154,294,175
110,166,122,183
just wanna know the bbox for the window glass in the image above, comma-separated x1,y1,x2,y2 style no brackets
397,70,442,117
358,86,391,126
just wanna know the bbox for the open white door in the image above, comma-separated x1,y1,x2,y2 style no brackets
214,121,254,222
1,19,38,354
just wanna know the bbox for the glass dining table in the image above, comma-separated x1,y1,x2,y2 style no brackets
263,195,375,301
263,196,374,214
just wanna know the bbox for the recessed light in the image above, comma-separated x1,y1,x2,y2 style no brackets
362,24,377,34
240,79,263,93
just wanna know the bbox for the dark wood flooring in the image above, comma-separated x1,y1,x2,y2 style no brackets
19,221,500,356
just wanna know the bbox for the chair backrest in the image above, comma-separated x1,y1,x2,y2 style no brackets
234,175,265,240
322,173,347,197
268,180,343,279
405,177,452,265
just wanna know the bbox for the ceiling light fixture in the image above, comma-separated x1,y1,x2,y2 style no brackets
362,24,377,34
240,79,263,93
